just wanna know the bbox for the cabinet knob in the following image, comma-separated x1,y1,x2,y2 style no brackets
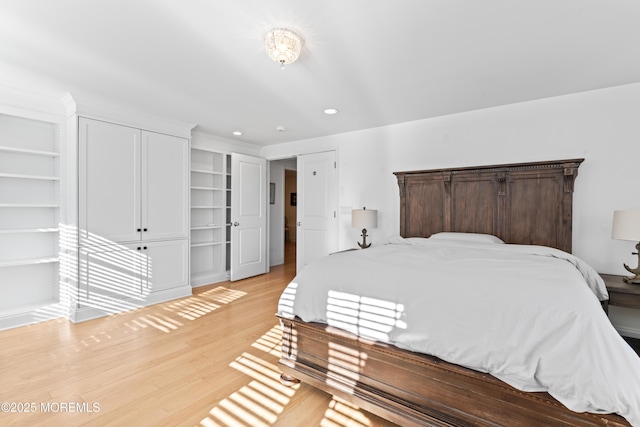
143,228,147,232
233,222,239,227
297,221,301,226
137,228,141,232
143,246,147,250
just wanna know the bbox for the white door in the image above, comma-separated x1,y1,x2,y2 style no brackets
142,131,189,241
79,118,141,245
296,151,338,272
230,153,267,281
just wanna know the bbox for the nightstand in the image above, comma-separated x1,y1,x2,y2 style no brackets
600,273,640,314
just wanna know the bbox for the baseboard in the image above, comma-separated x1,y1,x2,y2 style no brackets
190,272,229,288
69,285,192,323
0,303,67,331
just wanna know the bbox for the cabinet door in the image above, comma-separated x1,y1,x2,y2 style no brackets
80,243,144,304
142,131,189,241
142,239,188,293
79,118,141,244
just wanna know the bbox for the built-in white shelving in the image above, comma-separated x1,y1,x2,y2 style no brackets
190,146,232,287
0,113,61,327
0,257,60,268
0,146,60,157
0,172,59,180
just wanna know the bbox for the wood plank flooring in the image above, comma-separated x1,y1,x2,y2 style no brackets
0,244,396,427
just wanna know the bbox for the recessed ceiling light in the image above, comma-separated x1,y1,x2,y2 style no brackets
323,108,339,115
232,131,243,136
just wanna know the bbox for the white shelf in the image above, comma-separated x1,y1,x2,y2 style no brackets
190,148,230,286
0,145,60,157
191,186,225,191
0,172,59,181
191,145,224,153
0,204,59,208
0,228,59,234
0,114,61,327
191,168,224,175
0,257,59,268
190,241,225,248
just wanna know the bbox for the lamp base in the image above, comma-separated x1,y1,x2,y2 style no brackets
358,228,371,249
623,275,640,285
622,242,640,285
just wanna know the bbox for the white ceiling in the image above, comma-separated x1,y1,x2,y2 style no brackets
1,0,639,146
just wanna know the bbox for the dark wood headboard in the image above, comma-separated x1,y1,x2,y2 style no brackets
394,159,584,253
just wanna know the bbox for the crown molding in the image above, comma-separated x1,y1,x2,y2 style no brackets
62,92,196,138
0,85,66,123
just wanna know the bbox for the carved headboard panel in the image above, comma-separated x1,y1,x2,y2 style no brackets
394,159,584,253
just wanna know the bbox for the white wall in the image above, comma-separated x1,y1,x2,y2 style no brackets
262,82,640,336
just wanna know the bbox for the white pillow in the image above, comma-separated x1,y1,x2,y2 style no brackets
429,232,504,244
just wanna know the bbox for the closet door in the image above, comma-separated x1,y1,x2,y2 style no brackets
79,118,141,244
141,131,189,241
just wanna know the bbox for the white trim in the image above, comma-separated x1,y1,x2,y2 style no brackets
0,302,66,331
68,285,192,323
0,85,66,123
62,93,196,138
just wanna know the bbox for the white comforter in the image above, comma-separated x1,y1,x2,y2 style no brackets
277,237,640,426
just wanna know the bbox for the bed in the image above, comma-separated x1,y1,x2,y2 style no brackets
276,159,640,426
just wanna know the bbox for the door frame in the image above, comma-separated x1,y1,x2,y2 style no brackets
266,150,339,272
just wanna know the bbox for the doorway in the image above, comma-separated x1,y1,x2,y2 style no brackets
268,151,338,271
284,169,297,263
268,158,297,267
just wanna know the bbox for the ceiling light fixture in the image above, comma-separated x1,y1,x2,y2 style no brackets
323,108,339,115
265,27,304,70
232,131,243,136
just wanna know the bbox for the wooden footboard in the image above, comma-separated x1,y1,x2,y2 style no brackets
278,316,630,427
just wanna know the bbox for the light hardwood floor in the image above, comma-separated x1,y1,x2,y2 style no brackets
0,243,397,427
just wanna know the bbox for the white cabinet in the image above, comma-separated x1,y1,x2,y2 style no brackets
190,147,231,286
0,113,61,328
143,132,189,241
79,118,140,244
80,239,188,302
73,117,191,321
79,118,188,245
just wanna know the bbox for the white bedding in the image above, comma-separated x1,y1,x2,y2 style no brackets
277,236,640,426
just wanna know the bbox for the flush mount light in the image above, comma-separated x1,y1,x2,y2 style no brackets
265,27,304,69
276,126,286,132
323,108,339,115
232,131,243,136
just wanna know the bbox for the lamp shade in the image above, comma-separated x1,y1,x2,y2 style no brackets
612,210,640,241
352,208,377,230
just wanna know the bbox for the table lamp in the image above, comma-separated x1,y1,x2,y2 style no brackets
612,210,640,284
352,207,377,249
